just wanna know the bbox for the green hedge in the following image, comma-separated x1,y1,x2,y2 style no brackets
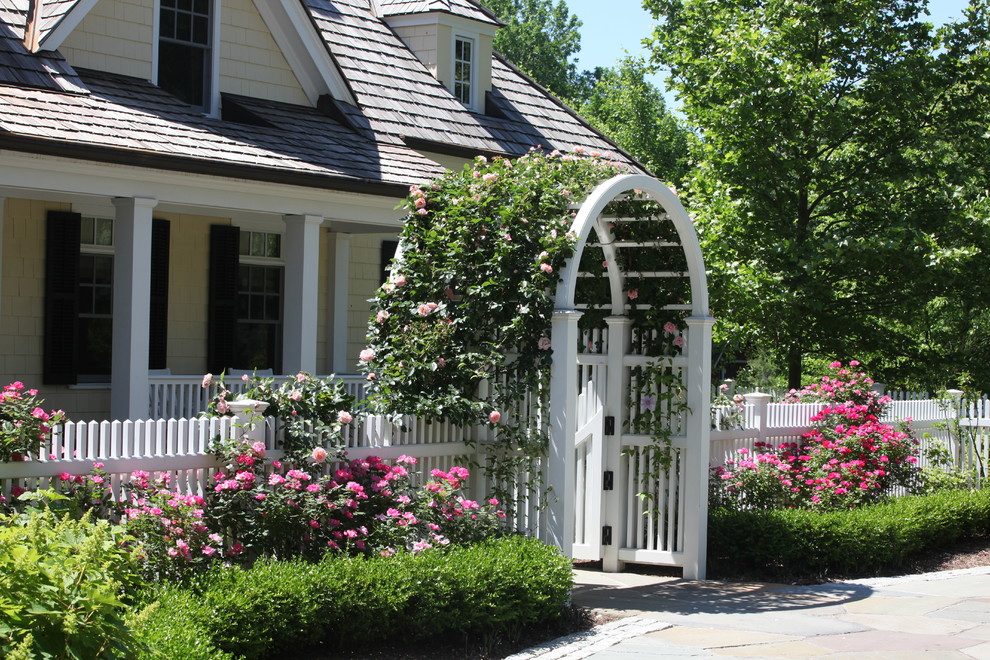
135,534,572,659
709,488,990,579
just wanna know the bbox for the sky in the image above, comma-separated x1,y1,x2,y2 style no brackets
566,0,974,109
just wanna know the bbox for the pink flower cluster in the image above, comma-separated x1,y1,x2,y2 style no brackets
712,362,921,510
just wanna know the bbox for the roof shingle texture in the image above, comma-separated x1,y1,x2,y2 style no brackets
377,0,500,26
0,0,637,191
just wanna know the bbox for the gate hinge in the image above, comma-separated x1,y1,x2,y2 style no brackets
604,416,615,436
603,470,614,491
602,526,613,546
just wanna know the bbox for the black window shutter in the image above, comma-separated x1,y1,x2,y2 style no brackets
380,239,399,285
149,219,170,369
44,211,81,385
208,224,239,374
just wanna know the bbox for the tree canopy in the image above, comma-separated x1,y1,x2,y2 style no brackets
644,0,990,388
484,0,589,99
578,56,690,183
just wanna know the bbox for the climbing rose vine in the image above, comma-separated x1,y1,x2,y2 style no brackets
361,149,627,428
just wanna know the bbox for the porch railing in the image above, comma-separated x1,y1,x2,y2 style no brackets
148,374,368,420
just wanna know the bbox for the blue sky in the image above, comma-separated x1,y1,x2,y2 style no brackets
566,0,973,108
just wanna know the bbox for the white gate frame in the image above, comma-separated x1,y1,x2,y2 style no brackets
547,174,714,580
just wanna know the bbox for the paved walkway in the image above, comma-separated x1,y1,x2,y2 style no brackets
510,566,990,659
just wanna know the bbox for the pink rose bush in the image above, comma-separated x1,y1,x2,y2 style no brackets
711,362,922,510
206,372,355,464
0,381,66,462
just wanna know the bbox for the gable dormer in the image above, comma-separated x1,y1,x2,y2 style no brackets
378,0,500,112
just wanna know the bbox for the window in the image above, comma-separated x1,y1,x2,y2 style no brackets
76,217,114,381
43,212,170,385
454,36,474,106
234,231,283,372
158,0,213,110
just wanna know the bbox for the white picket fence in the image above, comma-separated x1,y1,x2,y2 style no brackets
0,411,546,534
148,374,369,420
710,393,990,485
2,393,988,534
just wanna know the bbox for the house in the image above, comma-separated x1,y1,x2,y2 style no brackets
0,0,639,422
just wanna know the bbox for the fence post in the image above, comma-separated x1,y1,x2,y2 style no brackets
743,392,773,447
944,389,966,473
227,400,271,446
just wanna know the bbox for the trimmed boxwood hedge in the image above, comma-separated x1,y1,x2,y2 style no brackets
133,534,573,660
708,488,990,579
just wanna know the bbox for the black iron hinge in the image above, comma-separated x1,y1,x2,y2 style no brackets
602,526,613,546
604,415,615,436
603,470,614,491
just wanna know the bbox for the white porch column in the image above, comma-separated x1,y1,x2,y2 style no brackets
111,196,157,421
546,308,582,554
602,315,632,572
282,214,322,375
327,231,351,374
681,315,715,580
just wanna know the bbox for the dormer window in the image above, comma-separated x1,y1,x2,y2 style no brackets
454,36,474,106
158,0,214,111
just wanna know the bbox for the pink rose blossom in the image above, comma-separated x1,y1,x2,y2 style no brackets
359,348,376,363
337,410,353,424
489,410,501,424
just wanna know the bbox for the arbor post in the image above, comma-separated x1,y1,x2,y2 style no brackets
546,308,582,554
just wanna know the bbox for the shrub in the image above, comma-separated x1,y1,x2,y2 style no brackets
711,361,922,509
0,507,144,658
141,535,572,659
0,381,66,463
708,487,990,579
205,371,355,462
129,586,234,660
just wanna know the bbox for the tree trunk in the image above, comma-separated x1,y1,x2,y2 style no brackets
787,346,803,391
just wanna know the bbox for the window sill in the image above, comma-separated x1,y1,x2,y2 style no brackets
68,383,111,390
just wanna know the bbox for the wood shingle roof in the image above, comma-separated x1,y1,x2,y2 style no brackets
0,0,637,193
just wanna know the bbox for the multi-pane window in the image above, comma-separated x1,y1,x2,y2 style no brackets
77,217,114,381
454,37,474,106
158,0,212,109
234,231,282,371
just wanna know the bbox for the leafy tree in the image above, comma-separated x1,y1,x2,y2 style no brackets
484,0,587,98
644,0,990,388
578,56,691,183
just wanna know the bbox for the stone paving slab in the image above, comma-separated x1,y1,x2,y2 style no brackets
653,626,800,649
709,640,831,658
814,629,981,653
842,612,979,636
842,594,959,616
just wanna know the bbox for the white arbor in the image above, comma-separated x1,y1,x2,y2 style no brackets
545,174,714,580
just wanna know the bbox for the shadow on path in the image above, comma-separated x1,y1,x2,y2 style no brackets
572,577,874,616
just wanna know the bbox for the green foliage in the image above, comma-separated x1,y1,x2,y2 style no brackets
708,487,990,579
142,535,572,659
0,381,66,462
485,0,588,99
578,56,690,183
0,507,145,659
206,372,355,463
363,150,623,427
129,589,234,660
645,0,990,388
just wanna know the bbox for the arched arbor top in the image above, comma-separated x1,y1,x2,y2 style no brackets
554,174,709,319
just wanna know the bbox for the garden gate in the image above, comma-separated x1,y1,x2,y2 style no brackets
546,174,713,580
